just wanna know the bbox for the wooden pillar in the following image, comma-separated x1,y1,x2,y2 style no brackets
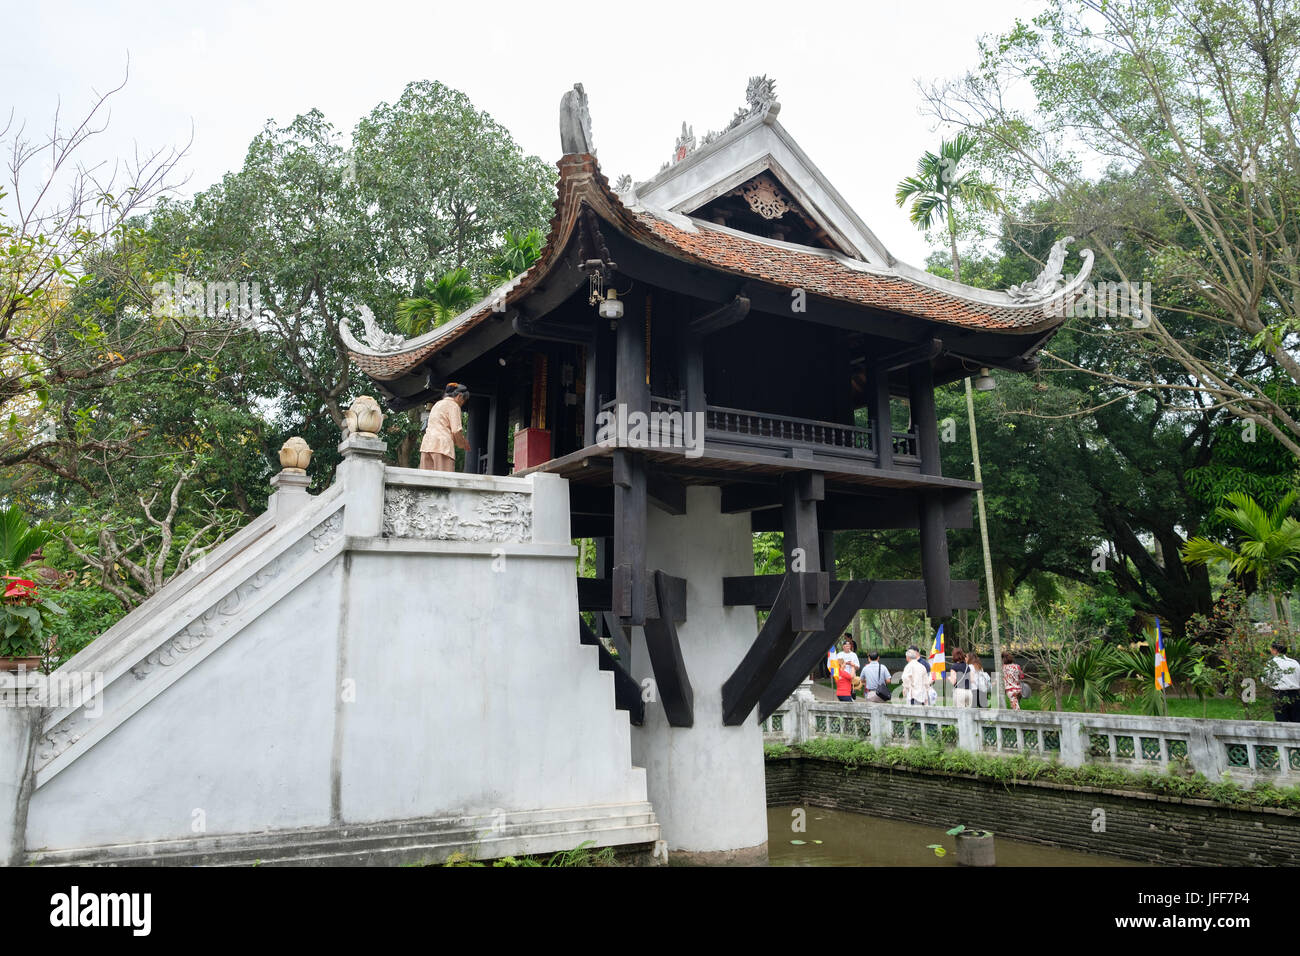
487,382,510,475
781,471,827,632
613,450,647,626
682,331,705,417
872,370,894,469
584,341,598,448
465,395,490,474
907,362,942,477
616,293,649,416
907,361,951,621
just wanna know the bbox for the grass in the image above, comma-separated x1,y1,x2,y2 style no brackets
439,840,618,867
1019,694,1268,720
768,737,1300,812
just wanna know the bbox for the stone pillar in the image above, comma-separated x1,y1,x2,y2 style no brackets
271,436,313,522
629,485,767,864
338,397,387,539
0,671,42,865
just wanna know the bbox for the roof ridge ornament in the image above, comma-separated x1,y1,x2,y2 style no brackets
726,75,779,131
348,304,405,353
673,123,696,163
1006,236,1092,302
559,83,594,156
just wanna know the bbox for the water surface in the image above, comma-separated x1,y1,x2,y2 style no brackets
768,806,1146,866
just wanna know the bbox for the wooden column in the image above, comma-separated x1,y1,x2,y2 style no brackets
907,361,952,621
584,341,598,448
466,395,489,475
781,471,828,631
613,451,647,625
872,370,894,469
487,382,509,475
682,331,705,417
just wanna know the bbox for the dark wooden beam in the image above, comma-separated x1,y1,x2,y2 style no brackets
749,489,973,532
879,337,943,373
758,580,873,722
601,611,631,665
643,570,694,727
512,313,591,345
646,470,687,515
721,482,782,514
577,573,688,621
690,294,751,336
872,370,894,471
578,617,644,724
721,575,797,726
723,576,979,610
569,485,614,516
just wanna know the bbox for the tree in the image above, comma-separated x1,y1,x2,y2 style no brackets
0,76,231,489
351,81,555,292
486,228,545,286
894,133,1001,283
1182,491,1300,623
924,0,1300,464
395,268,479,337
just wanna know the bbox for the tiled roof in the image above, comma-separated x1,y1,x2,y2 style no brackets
347,155,1072,382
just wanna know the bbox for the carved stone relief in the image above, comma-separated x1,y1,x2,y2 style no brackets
382,487,532,543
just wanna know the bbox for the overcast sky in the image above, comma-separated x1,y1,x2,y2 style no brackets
4,0,1043,269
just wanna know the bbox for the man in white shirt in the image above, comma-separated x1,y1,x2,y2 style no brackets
900,646,931,706
1264,642,1300,722
835,636,862,700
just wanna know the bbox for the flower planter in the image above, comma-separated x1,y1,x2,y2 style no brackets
955,830,996,867
0,656,42,672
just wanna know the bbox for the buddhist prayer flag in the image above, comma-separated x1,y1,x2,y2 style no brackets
827,643,840,680
929,624,946,676
1154,618,1172,691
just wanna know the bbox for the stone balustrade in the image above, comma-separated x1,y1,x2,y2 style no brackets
762,690,1300,784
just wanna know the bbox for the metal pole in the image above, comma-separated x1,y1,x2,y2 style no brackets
965,376,1003,711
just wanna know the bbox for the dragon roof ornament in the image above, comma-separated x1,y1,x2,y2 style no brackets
1006,236,1095,303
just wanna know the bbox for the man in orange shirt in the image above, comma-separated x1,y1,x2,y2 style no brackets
420,383,470,471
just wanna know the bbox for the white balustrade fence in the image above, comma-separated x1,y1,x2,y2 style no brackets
762,691,1300,784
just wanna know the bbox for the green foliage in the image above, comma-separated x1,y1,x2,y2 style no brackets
1188,585,1280,719
0,577,65,660
395,268,480,337
44,585,126,662
0,506,58,574
1183,492,1300,618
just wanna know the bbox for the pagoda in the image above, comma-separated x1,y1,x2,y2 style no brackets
344,79,1091,861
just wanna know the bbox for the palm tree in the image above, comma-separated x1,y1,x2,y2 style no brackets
1182,491,1300,622
896,132,1004,702
395,268,480,337
0,506,57,575
486,228,544,286
894,133,1002,283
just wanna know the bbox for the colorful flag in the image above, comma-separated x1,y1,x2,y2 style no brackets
1154,618,1172,690
827,643,841,681
929,623,946,676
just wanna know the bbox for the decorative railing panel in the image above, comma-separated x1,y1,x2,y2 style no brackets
768,691,1300,783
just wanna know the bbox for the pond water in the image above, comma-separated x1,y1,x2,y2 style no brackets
767,807,1147,867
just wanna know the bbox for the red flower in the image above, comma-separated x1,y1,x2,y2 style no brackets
2,577,37,601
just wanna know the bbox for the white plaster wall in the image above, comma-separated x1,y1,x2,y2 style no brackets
22,469,649,857
630,485,767,855
26,557,344,850
338,546,646,821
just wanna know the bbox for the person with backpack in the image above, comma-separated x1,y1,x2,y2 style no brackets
967,654,991,708
862,651,891,703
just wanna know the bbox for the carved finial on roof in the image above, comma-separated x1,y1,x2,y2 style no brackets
1006,236,1091,302
727,75,779,130
356,304,405,352
673,123,696,163
614,174,633,194
559,83,594,155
